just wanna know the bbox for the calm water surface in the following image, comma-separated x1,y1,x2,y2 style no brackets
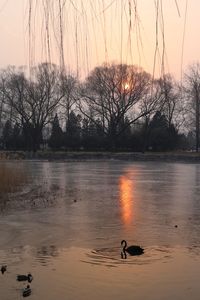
0,160,200,299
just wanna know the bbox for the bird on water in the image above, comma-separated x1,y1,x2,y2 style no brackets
17,273,33,283
121,240,144,258
22,285,32,297
1,265,7,274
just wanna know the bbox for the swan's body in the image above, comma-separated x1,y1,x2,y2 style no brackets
22,285,31,297
121,240,144,256
17,273,33,283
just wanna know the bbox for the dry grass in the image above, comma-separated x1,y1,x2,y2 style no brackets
0,165,61,212
0,165,27,195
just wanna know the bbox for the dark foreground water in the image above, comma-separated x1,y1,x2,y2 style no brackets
0,160,200,299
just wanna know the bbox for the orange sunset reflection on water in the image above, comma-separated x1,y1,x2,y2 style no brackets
119,175,134,226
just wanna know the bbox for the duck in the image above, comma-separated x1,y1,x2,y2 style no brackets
17,273,33,282
22,285,31,297
1,265,7,274
121,240,144,257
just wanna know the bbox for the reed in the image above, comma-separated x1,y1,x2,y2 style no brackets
0,164,27,195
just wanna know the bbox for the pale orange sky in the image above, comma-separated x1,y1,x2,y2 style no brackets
0,0,199,80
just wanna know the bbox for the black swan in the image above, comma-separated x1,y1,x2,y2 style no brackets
121,240,144,257
17,273,33,283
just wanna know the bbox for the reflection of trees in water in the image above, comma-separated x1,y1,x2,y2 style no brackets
143,164,200,247
0,199,6,212
138,164,178,220
41,163,82,203
114,163,200,248
185,166,200,247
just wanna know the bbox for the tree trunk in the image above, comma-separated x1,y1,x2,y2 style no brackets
195,88,200,152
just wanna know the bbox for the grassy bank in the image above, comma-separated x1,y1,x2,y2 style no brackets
1,150,200,162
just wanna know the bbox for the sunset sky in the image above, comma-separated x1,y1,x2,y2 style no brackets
0,0,199,80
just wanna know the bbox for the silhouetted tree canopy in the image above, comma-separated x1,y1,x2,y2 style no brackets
78,63,154,149
0,62,192,152
65,111,81,149
184,63,200,152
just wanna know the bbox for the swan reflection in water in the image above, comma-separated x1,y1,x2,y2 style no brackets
121,240,144,259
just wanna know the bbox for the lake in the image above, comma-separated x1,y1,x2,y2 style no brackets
0,160,200,299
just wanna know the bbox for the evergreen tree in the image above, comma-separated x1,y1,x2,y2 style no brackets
116,116,132,150
65,112,81,149
2,120,13,149
11,123,22,150
49,114,63,149
81,117,104,150
148,111,179,151
81,117,90,149
148,111,168,151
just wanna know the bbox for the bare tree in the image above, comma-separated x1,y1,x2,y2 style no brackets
1,63,65,151
0,76,5,134
0,69,15,131
184,63,200,152
60,73,79,125
78,63,156,148
157,74,184,131
138,79,165,151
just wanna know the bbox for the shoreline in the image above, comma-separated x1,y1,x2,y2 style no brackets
1,150,200,163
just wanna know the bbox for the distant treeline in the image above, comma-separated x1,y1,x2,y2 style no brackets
0,62,198,152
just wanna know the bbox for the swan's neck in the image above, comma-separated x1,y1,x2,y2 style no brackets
121,251,127,259
122,240,127,252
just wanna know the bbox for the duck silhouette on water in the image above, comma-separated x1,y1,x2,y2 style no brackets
121,240,144,259
17,273,33,283
1,265,7,274
22,285,31,297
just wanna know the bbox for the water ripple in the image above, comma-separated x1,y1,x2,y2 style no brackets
81,246,173,267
